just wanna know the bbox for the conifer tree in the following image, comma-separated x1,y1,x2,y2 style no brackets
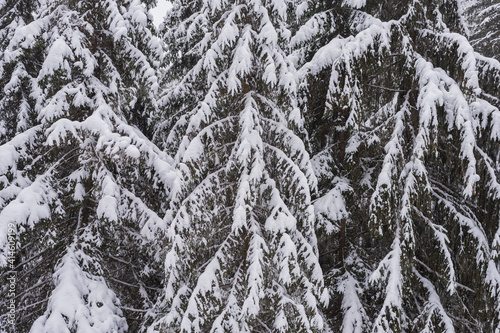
149,0,328,331
0,0,175,331
293,0,500,331
464,0,500,61
1,0,498,331
0,0,34,48
0,0,37,144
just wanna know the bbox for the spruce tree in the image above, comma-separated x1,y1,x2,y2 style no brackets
149,0,328,331
0,0,174,331
464,0,500,61
293,0,500,331
0,0,38,144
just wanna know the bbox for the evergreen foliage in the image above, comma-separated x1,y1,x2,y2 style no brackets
149,0,327,331
294,0,500,331
0,0,498,332
464,0,500,61
0,0,174,331
0,0,37,144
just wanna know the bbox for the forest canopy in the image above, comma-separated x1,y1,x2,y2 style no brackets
0,0,499,332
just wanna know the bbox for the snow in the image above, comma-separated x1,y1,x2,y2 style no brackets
415,270,455,333
433,189,490,264
415,56,481,197
241,231,266,317
124,144,140,159
0,175,55,265
413,208,456,294
227,28,253,93
342,0,366,9
314,178,350,233
182,135,204,162
130,0,148,26
0,143,18,176
39,38,74,77
46,118,81,146
181,258,222,331
338,271,367,333
73,182,85,201
297,37,349,75
31,246,127,333
7,19,45,55
108,0,128,41
370,235,404,333
2,0,499,331
96,174,119,222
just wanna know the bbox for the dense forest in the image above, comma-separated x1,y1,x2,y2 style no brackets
0,0,499,332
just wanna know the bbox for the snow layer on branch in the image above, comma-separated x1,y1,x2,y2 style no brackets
415,56,480,197
432,188,490,264
486,259,500,332
342,0,366,9
338,270,367,333
0,127,38,206
0,1,170,330
413,208,456,293
298,18,393,78
30,246,127,333
314,177,350,233
4,18,46,60
0,161,59,266
39,37,74,78
152,0,327,330
414,270,455,333
369,96,407,233
370,235,405,333
471,97,500,141
422,31,481,93
96,171,120,222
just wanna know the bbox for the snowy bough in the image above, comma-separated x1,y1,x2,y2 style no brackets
149,0,328,331
0,0,38,144
294,0,500,331
1,0,499,331
0,0,176,331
